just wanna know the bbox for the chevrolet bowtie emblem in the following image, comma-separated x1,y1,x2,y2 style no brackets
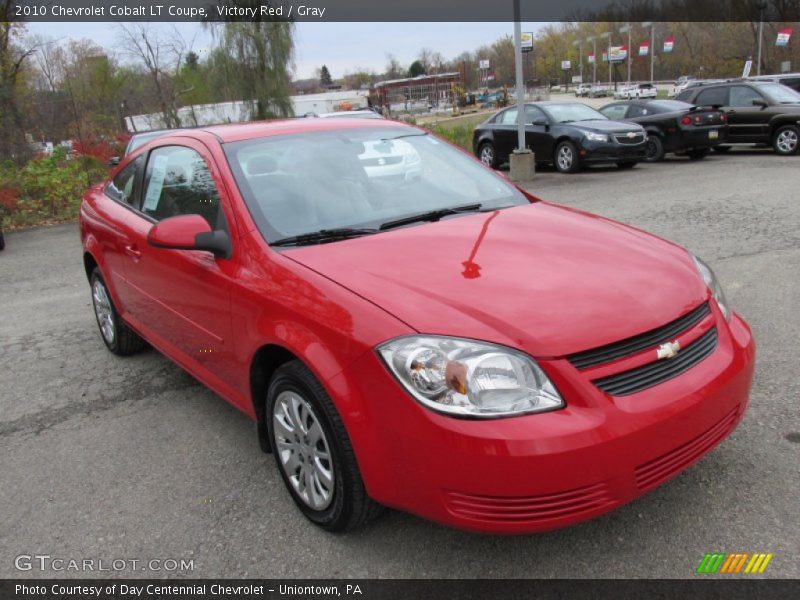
627,131,636,138
657,340,681,360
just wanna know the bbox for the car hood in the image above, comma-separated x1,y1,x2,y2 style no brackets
284,203,708,357
569,119,643,133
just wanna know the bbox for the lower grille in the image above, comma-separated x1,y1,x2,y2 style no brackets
443,482,614,523
635,407,739,490
593,327,718,396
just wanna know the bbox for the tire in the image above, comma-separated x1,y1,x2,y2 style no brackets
0,229,5,251
267,360,383,532
772,124,799,155
90,268,147,356
687,149,709,160
554,140,580,173
478,142,498,168
616,161,638,169
712,145,731,153
644,134,666,162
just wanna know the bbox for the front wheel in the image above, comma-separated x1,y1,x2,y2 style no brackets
772,125,799,155
644,134,666,162
478,142,498,168
554,141,580,173
267,360,383,531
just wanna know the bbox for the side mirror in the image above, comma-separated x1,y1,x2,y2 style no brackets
147,214,231,259
530,117,548,127
108,157,120,167
752,98,768,108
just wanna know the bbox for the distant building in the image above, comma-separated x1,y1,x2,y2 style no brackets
373,72,463,110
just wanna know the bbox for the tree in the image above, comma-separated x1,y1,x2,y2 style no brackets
319,64,332,86
209,17,295,119
408,60,425,78
384,54,404,79
185,50,200,70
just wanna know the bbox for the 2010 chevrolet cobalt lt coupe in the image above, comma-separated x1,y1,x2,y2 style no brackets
80,119,755,533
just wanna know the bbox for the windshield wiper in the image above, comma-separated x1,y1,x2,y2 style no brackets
270,228,378,247
379,203,483,231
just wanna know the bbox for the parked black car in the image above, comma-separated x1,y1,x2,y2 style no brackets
473,102,647,173
599,99,727,161
676,81,800,155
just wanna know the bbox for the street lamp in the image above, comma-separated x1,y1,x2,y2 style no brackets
600,31,612,85
619,23,631,85
756,1,767,76
642,21,655,83
586,36,596,84
572,38,584,84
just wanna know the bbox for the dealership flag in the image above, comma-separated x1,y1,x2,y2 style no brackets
639,40,649,56
663,36,675,53
588,52,595,64
776,28,792,47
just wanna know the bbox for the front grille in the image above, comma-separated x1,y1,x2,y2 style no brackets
634,406,739,490
593,327,718,396
443,482,615,524
614,132,645,145
567,302,711,370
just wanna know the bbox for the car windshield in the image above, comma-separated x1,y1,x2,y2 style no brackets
542,103,607,123
223,127,529,244
757,83,800,103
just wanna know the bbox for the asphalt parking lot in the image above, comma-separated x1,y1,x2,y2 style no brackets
1,148,798,579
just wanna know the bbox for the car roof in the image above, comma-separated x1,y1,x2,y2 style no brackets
141,118,411,145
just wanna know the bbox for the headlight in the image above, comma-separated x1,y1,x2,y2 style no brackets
377,336,564,418
584,131,608,142
692,255,731,321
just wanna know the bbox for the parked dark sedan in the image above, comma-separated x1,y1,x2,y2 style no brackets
473,102,646,173
676,81,800,155
599,99,727,161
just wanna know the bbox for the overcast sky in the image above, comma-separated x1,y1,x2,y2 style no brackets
25,22,542,79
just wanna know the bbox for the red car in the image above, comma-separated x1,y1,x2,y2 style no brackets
80,119,755,533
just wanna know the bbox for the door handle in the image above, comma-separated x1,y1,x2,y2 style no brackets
124,244,141,260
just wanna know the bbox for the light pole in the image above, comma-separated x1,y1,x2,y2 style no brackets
619,23,631,84
756,1,767,76
572,38,584,84
642,21,655,83
601,31,612,86
587,36,596,83
509,0,534,181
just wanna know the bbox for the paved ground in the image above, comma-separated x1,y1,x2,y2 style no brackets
1,148,798,579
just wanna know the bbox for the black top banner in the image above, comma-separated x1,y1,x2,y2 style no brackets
8,0,800,22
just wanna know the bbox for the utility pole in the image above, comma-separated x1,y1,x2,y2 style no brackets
601,31,612,86
619,23,631,84
642,21,655,82
756,1,767,75
573,38,584,83
587,36,596,83
510,0,534,181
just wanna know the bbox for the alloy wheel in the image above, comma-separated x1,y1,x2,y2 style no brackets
480,145,494,166
272,390,335,511
92,280,115,345
557,145,573,171
776,129,798,154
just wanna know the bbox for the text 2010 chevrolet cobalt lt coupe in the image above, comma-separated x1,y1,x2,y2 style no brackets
80,119,754,533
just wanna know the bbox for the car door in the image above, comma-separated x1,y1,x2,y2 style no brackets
726,85,771,141
523,105,554,159
493,107,519,160
122,140,239,387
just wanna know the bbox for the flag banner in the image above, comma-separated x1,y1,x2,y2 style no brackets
664,35,675,53
776,28,792,47
588,52,595,63
609,45,627,61
639,41,650,56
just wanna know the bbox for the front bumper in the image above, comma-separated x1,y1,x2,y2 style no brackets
329,307,755,533
579,139,647,163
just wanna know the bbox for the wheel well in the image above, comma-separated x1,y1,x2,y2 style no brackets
250,344,298,453
83,252,98,282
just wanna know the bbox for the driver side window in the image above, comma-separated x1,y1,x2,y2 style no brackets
499,108,518,125
600,104,629,120
142,146,222,228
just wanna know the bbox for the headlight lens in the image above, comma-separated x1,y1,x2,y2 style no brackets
692,255,730,321
377,336,564,418
584,131,608,142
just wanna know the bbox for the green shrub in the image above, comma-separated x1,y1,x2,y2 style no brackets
0,148,108,228
425,123,473,152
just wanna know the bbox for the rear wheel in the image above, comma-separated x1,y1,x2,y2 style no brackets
90,268,147,356
772,125,799,155
478,142,498,168
267,360,383,531
687,148,709,160
554,141,580,174
644,134,666,162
